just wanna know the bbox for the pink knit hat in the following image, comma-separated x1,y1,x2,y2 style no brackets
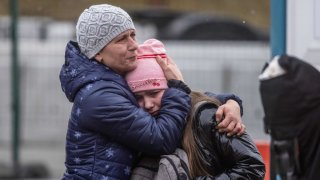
125,39,168,93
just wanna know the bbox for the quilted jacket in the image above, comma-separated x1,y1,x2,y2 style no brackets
193,100,265,179
59,41,191,179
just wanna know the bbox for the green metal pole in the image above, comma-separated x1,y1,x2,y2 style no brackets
10,0,20,176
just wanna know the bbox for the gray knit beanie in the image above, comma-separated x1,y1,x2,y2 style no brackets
76,4,135,59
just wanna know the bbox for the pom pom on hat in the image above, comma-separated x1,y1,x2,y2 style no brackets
126,39,168,93
76,4,135,59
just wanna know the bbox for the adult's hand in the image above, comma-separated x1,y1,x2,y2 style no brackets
215,99,245,136
156,56,184,81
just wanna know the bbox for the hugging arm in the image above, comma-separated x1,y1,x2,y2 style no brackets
205,92,245,136
155,55,245,136
79,81,191,155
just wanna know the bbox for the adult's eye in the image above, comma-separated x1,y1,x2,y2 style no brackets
117,37,125,42
130,33,136,40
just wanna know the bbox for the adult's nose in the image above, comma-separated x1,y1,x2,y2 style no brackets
128,37,138,51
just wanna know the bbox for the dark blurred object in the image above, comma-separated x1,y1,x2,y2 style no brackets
160,13,269,41
0,162,50,179
130,8,183,33
259,55,320,180
130,9,269,41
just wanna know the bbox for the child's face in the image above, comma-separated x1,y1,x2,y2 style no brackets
134,89,166,116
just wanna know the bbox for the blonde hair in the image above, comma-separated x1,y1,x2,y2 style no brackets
182,91,221,178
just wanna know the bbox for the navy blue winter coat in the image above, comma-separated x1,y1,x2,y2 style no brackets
59,41,191,179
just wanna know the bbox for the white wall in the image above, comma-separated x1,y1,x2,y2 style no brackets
287,0,320,66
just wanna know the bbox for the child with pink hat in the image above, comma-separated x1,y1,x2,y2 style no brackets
127,39,265,179
126,39,168,93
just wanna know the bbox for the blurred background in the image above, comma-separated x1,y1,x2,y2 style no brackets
0,0,270,179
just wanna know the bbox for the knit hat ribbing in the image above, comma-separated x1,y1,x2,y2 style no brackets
76,4,135,59
125,39,168,93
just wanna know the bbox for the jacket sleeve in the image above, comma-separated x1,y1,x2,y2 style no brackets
79,81,191,155
204,91,243,115
213,132,266,180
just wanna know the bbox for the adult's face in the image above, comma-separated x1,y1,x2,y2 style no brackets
95,29,138,76
134,89,166,116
